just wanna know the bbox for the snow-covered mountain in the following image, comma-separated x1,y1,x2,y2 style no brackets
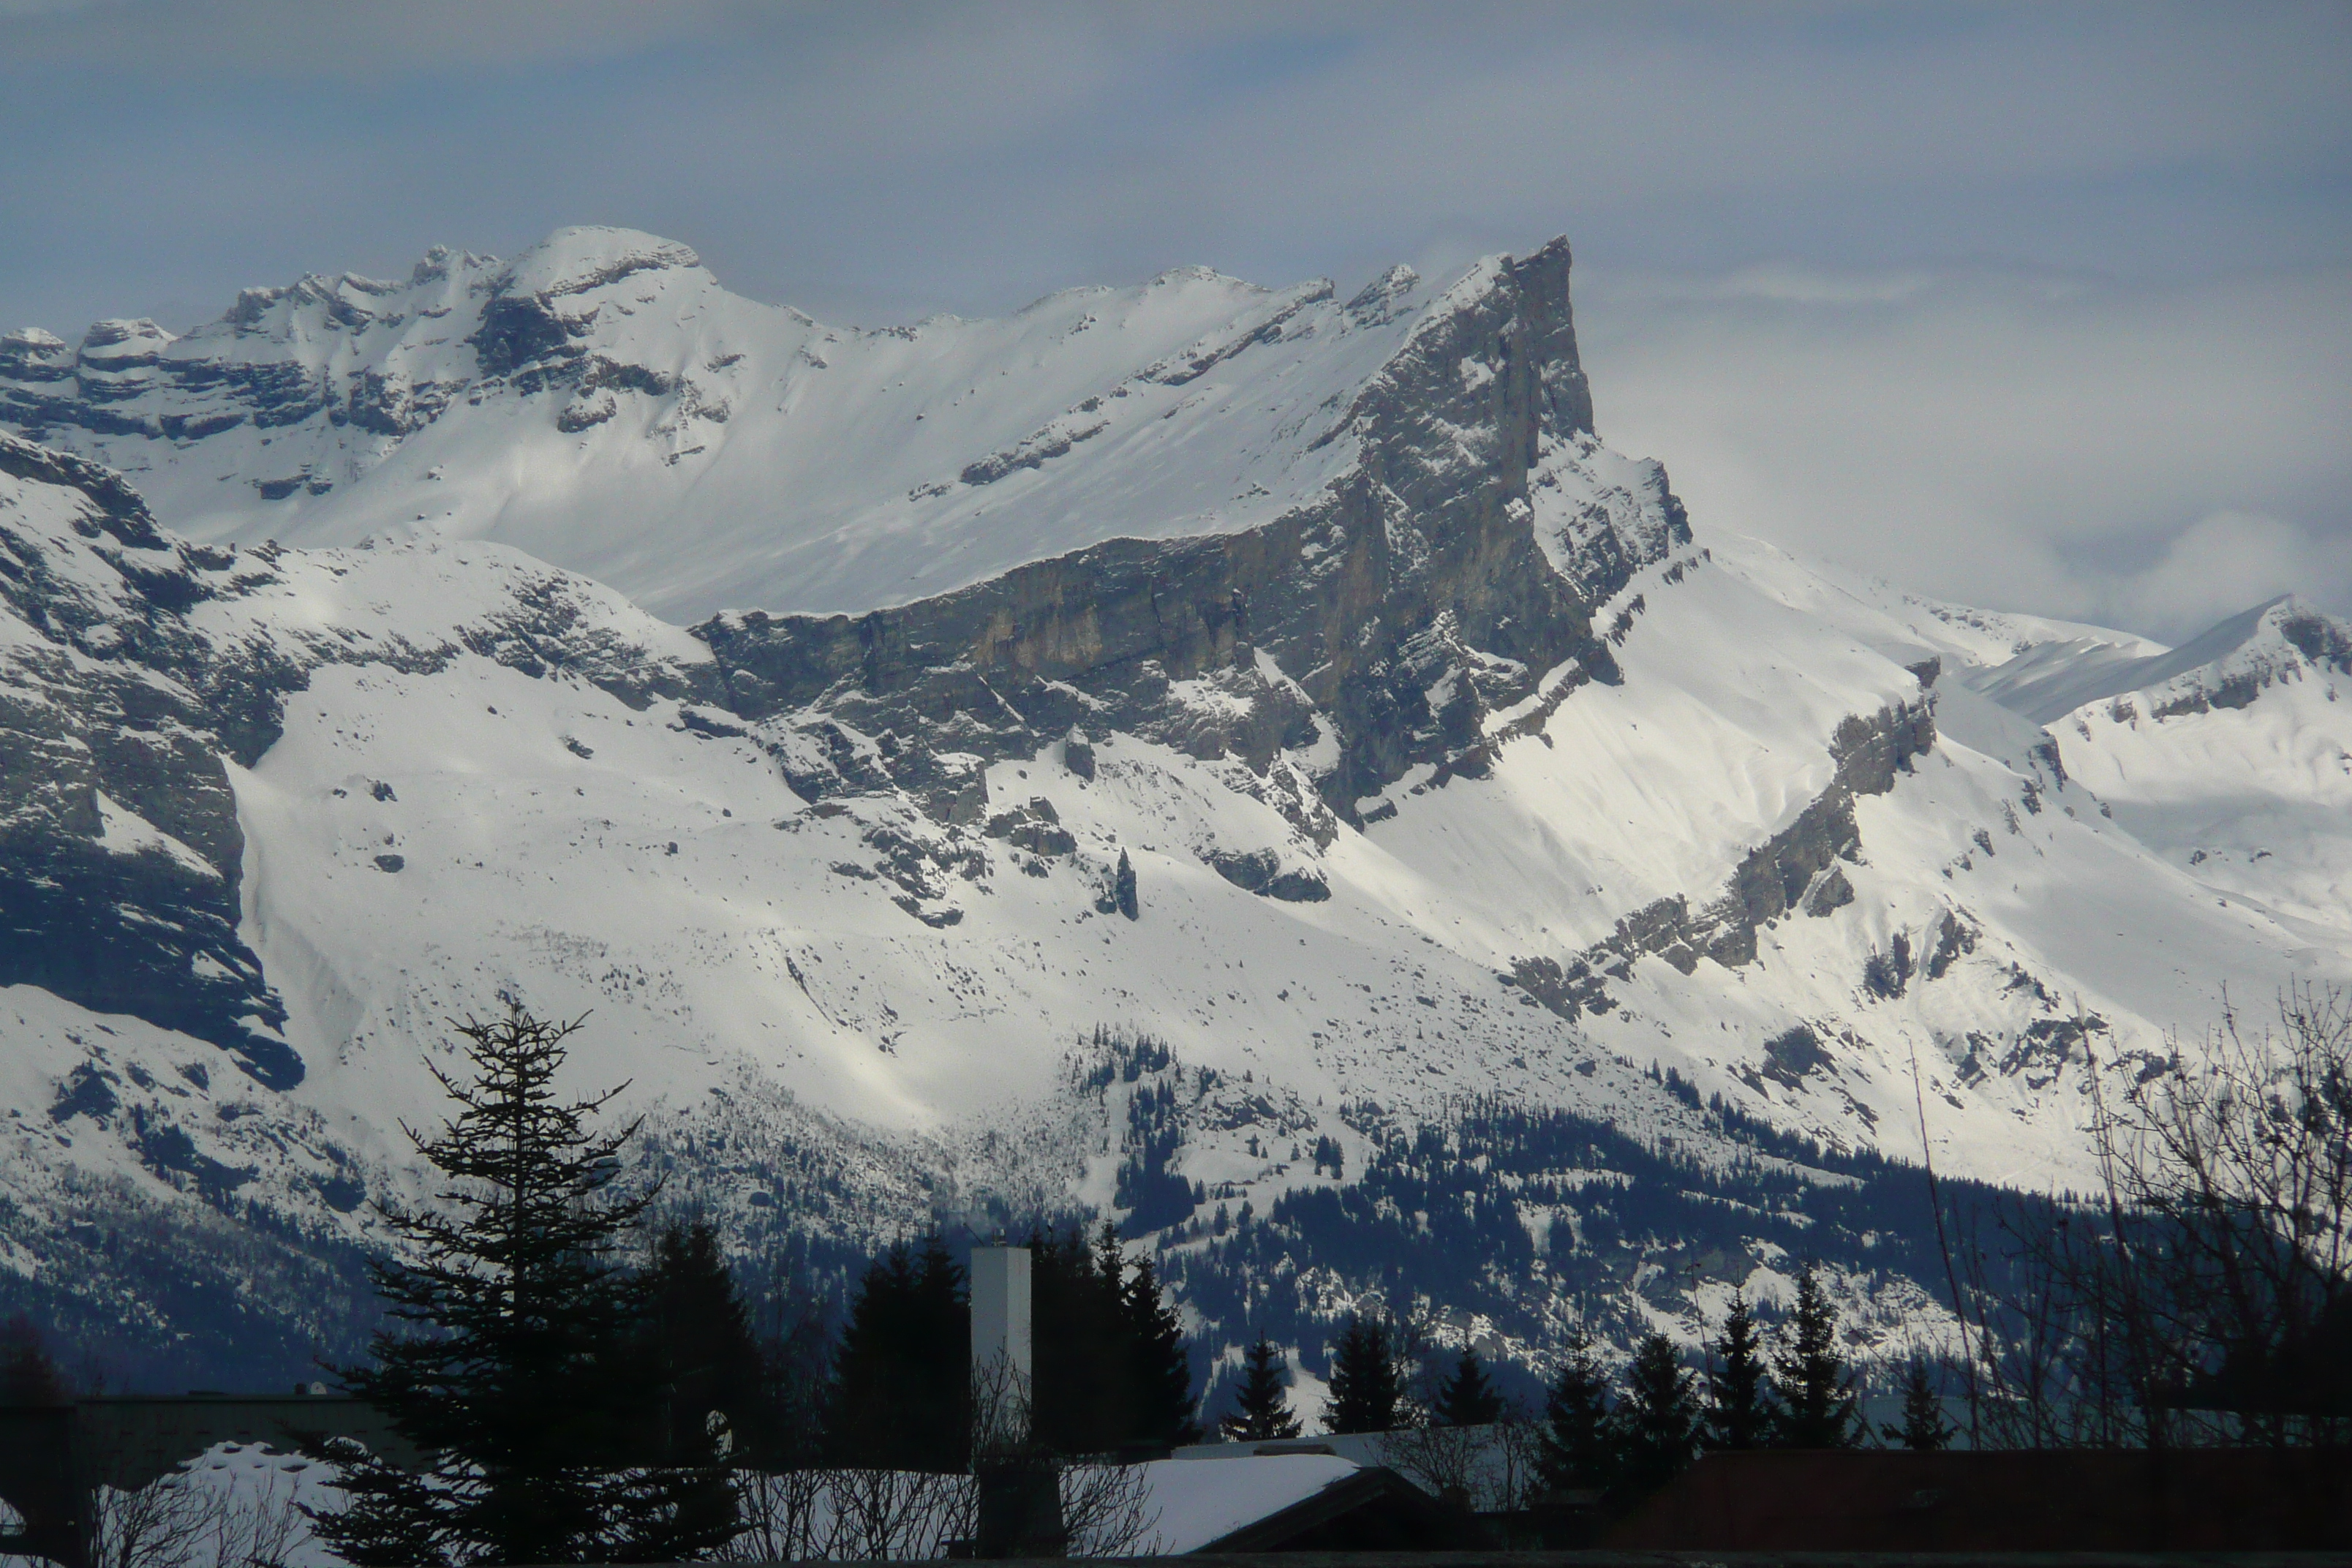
0,227,1536,623
3,230,2347,1390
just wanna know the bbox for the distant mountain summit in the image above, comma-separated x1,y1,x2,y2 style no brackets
1,232,2346,1390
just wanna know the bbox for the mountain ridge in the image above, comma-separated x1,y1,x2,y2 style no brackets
2,227,1590,623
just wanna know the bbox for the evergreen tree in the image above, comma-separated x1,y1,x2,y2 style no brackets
1882,1358,1955,1451
1027,1224,1199,1453
1771,1264,1861,1448
0,1314,67,1406
825,1235,968,1471
1324,1313,1406,1434
750,1278,838,1471
1119,1242,1204,1445
1609,1333,1703,1500
1704,1291,1779,1450
1218,1340,1303,1441
641,1220,770,1457
309,1465,449,1568
633,1218,766,1546
1535,1332,1610,1492
1030,1226,1125,1454
1433,1347,1505,1427
309,1005,732,1566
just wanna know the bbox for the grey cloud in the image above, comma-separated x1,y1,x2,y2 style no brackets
1578,264,2352,639
2098,513,2352,638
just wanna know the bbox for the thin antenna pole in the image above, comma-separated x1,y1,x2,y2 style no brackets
1911,1039,1982,1448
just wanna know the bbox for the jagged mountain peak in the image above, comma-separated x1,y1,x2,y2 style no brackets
2029,595,2352,948
1966,592,2348,726
1139,261,1275,293
78,316,176,356
498,224,705,299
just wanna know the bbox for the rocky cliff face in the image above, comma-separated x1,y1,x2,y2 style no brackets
1505,696,1940,1025
0,238,1684,1095
0,229,1628,623
701,241,1672,823
0,437,298,1084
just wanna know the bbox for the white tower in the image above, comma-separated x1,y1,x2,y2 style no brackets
969,1245,1033,1445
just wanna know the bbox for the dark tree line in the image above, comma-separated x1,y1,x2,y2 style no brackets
826,1222,1201,1471
0,1313,69,1406
1190,1276,1904,1520
1206,1311,1520,1440
1160,1089,2027,1402
1531,1262,1929,1509
48,981,2343,1562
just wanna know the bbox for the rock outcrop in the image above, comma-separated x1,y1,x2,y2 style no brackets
701,241,1675,819
1504,699,1939,1019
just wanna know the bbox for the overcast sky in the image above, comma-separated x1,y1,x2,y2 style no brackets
4,1,2346,638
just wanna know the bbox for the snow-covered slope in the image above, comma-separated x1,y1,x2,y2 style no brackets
3,233,2347,1393
1698,538,2352,964
2035,598,2352,949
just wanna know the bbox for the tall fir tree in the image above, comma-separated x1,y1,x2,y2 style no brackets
1218,1340,1303,1441
1119,1242,1204,1446
633,1218,766,1546
1882,1358,1956,1451
1704,1291,1779,1450
1028,1224,1199,1453
750,1273,838,1471
308,1005,734,1567
824,1235,968,1471
1535,1332,1610,1492
1771,1264,1862,1448
1609,1333,1703,1500
1030,1226,1126,1455
1433,1347,1505,1427
1324,1313,1406,1434
0,1315,67,1406
641,1220,770,1457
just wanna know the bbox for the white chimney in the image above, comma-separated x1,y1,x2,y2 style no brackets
969,1245,1033,1445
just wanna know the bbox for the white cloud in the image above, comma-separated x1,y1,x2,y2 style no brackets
1577,264,2352,641
2097,512,2352,638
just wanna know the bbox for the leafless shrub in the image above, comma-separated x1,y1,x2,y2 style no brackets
719,1466,830,1561
815,1468,976,1561
969,1348,1158,1558
88,1459,309,1568
1382,1421,1474,1505
968,1349,1031,1471
2094,984,2352,1444
1939,986,2352,1447
1058,1461,1157,1558
1382,1409,1543,1513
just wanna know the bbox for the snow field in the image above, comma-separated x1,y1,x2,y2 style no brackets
30,228,1455,621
